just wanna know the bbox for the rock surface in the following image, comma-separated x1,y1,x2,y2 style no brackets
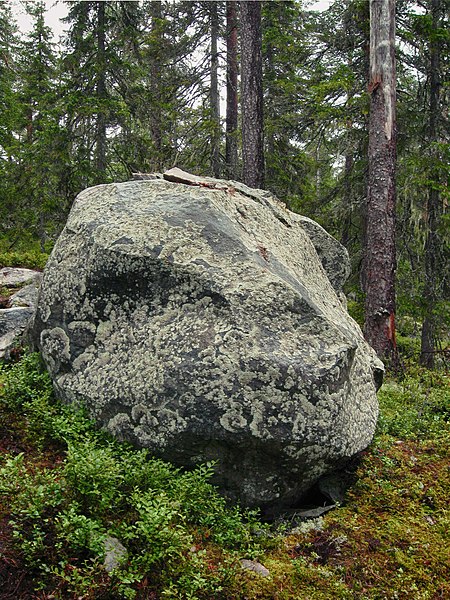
240,559,270,577
29,172,383,512
0,268,41,360
0,267,41,288
103,536,128,573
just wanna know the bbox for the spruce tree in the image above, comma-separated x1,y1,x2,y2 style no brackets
62,1,140,187
395,0,450,367
0,0,19,237
10,1,64,247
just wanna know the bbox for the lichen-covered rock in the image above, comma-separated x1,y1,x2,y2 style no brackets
0,267,41,288
0,308,34,359
29,173,383,512
0,269,41,360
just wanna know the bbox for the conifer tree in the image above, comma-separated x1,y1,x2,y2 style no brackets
0,0,19,236
62,1,140,187
414,0,449,367
225,0,238,180
241,0,264,188
11,1,64,247
262,0,311,200
209,0,221,178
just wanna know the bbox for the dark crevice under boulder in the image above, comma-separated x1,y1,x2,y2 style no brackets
29,172,383,514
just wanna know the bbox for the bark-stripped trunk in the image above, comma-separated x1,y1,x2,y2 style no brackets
210,1,220,178
420,0,442,368
226,0,238,179
95,0,107,181
241,0,264,189
364,0,398,366
149,0,162,171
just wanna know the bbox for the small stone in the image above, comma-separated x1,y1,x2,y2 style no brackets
103,536,127,573
163,166,207,185
240,559,270,577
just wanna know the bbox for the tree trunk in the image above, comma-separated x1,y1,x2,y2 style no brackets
149,0,163,171
210,1,221,178
241,0,264,189
341,152,354,249
420,0,442,369
263,1,275,186
225,0,238,179
364,0,398,366
95,0,107,181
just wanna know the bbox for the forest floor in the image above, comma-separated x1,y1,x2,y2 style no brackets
1,355,448,599
0,250,449,599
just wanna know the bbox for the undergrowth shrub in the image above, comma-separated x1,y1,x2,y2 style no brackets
377,368,449,439
0,353,271,598
0,249,48,270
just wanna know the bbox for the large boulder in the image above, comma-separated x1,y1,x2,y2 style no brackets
29,170,383,512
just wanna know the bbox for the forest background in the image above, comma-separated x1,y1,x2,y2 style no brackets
0,0,449,368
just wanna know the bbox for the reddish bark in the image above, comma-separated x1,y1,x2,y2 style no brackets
226,0,238,179
240,0,264,189
210,1,220,178
364,0,399,366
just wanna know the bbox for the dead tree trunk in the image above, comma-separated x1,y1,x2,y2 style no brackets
364,0,398,367
226,0,238,179
241,0,264,189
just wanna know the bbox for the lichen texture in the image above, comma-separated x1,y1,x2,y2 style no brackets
30,172,383,512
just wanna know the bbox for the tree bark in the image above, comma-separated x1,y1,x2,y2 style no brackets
241,0,264,189
420,0,443,369
149,0,163,171
95,0,107,180
263,1,275,185
341,152,354,249
364,0,398,366
210,1,221,178
226,0,238,179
